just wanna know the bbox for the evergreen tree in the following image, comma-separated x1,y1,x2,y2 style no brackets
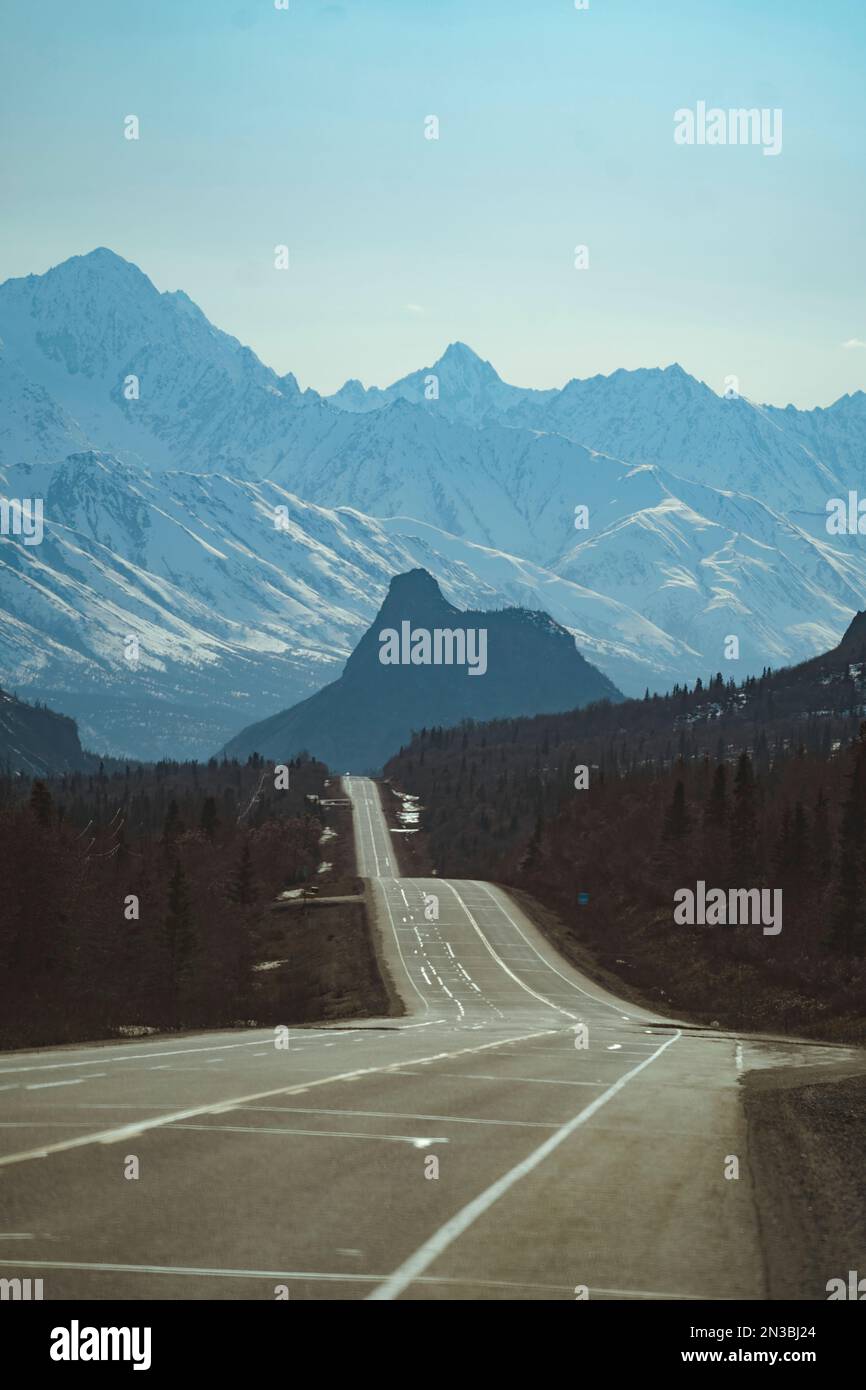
29,779,53,828
519,814,544,874
789,801,810,875
200,796,220,842
773,805,792,874
229,841,256,905
161,799,184,847
662,780,690,841
829,726,866,952
704,764,728,830
729,751,759,880
812,787,833,880
163,860,196,1015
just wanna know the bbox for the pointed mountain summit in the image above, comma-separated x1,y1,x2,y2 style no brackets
434,340,500,380
223,569,622,771
834,610,866,658
326,340,557,424
0,246,322,473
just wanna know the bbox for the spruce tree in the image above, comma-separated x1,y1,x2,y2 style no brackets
812,787,833,880
829,726,866,952
229,841,256,905
789,802,810,875
662,780,690,841
200,796,220,842
163,860,196,1019
729,751,759,880
161,799,184,848
29,779,53,828
704,764,727,831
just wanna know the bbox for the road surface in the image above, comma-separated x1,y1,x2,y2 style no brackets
0,776,852,1300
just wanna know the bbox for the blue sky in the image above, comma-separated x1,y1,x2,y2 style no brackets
1,0,864,406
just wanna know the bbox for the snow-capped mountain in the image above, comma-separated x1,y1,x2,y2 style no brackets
327,342,863,520
0,249,318,476
0,450,697,758
2,247,866,762
326,340,558,424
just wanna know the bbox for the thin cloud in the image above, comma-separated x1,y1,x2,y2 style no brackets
842,338,866,349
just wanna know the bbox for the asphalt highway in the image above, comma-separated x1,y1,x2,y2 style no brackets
0,776,852,1300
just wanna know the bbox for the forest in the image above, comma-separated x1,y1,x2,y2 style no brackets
385,637,866,1040
0,754,343,1047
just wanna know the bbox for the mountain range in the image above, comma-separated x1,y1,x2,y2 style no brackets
2,247,866,760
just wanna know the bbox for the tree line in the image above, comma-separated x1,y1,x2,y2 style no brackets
0,755,330,1047
385,648,866,1039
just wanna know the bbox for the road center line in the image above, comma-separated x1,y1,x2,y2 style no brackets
367,1027,682,1300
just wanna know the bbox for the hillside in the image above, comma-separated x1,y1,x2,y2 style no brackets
0,686,93,775
223,568,622,772
383,613,866,1041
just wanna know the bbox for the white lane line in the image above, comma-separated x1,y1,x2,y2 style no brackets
0,1122,105,1128
471,881,666,1023
367,1028,682,1301
235,1106,559,1130
441,882,578,1023
0,1027,558,1169
425,1072,605,1088
172,1124,449,1147
354,782,478,1023
0,1032,349,1077
359,786,382,876
0,1259,720,1299
377,879,432,1014
25,1078,89,1091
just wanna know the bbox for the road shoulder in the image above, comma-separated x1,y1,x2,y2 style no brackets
743,1059,866,1300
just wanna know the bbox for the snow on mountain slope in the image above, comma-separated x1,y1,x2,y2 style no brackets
554,492,861,675
499,365,845,516
326,341,558,423
0,452,688,758
0,249,321,475
0,340,91,468
3,248,866,763
328,345,860,519
268,396,673,565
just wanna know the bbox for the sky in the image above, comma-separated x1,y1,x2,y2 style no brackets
1,0,865,407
